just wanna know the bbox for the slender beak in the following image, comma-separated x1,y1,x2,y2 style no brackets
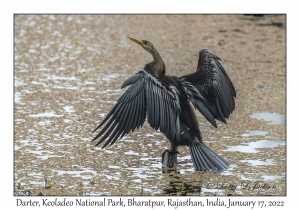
128,37,144,47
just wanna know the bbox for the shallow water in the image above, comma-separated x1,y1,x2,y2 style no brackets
241,130,268,137
250,112,286,125
29,111,64,117
240,159,275,166
226,139,285,153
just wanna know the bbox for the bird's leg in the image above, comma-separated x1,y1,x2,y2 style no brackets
162,149,178,168
162,143,178,169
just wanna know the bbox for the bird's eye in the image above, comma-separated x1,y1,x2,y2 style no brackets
143,40,148,45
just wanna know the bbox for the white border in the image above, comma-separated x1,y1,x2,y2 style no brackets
2,0,296,208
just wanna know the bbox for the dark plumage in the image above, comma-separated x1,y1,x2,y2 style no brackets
92,37,236,173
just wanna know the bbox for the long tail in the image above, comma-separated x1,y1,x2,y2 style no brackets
189,141,230,173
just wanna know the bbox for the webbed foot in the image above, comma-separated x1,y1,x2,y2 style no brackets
162,149,178,170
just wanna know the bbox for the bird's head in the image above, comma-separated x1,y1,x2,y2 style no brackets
128,36,165,77
128,37,155,53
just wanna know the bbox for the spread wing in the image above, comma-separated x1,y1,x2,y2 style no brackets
179,78,217,128
181,49,236,125
92,70,181,148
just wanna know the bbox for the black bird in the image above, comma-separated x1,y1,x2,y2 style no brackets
92,37,236,173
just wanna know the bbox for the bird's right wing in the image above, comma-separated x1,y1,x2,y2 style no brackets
181,49,236,125
179,78,218,128
92,70,181,148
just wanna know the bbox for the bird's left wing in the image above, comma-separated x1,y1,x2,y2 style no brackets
92,70,181,148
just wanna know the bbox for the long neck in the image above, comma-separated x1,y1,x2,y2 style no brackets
146,48,166,77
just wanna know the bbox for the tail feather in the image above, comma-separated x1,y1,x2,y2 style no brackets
190,146,202,169
196,145,216,169
189,142,230,173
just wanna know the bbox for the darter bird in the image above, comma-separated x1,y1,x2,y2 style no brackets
92,37,236,173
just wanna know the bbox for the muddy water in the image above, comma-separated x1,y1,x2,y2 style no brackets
14,15,285,196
